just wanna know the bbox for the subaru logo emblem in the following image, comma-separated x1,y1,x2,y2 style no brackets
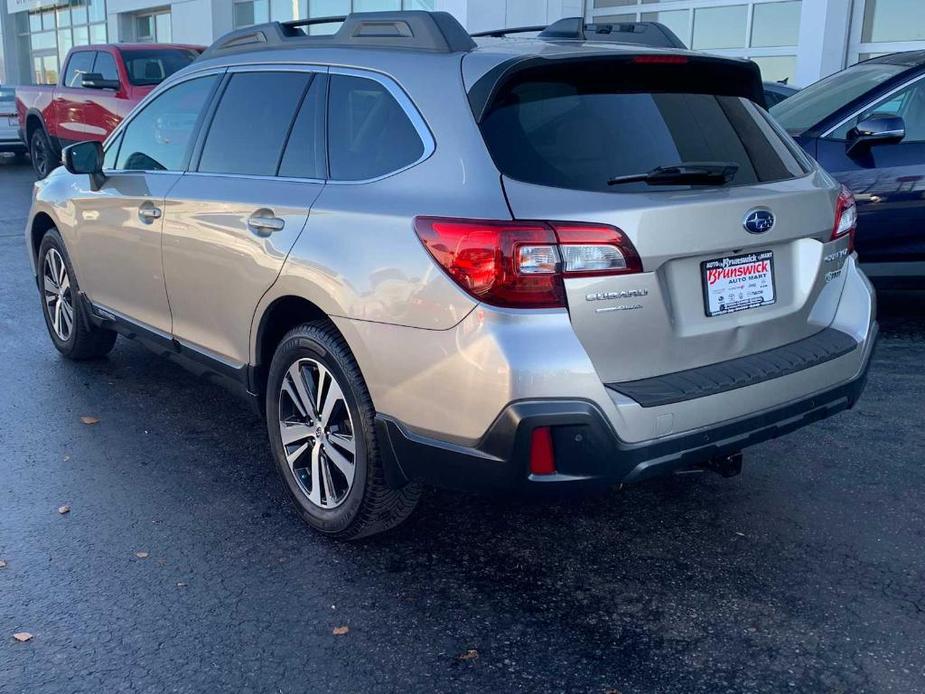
743,208,775,234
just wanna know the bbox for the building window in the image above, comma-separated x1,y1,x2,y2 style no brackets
20,0,107,85
640,9,690,46
749,56,796,84
862,0,925,44
233,0,434,30
751,1,801,47
692,5,748,50
132,10,171,43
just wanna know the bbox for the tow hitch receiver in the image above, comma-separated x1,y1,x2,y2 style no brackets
702,452,744,478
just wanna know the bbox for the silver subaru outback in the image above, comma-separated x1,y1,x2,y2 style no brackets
25,11,877,539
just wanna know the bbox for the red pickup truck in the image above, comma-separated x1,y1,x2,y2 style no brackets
17,43,202,178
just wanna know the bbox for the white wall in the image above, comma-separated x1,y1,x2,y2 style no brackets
105,0,216,45
795,0,852,85
436,0,583,33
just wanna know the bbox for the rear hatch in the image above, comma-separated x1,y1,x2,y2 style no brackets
474,53,841,384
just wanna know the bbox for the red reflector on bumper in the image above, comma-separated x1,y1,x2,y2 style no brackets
529,427,556,475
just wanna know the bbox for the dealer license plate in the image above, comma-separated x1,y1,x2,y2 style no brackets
702,250,776,317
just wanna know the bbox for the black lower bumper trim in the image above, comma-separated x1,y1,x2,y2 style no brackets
377,323,877,492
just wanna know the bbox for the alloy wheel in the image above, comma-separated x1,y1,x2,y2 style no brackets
43,248,74,342
31,134,49,178
278,358,357,509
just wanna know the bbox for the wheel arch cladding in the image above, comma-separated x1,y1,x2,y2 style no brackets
254,295,333,397
25,113,43,141
30,212,57,267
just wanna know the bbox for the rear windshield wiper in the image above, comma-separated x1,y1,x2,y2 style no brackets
608,162,739,187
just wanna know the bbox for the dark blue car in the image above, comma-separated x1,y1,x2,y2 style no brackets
771,52,925,286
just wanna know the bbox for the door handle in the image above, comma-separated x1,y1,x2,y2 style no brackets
138,204,162,224
247,210,285,236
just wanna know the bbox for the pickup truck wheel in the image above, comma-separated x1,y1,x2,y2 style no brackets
266,321,422,540
30,128,54,179
37,229,117,360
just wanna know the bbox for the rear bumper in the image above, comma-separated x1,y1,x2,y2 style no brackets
377,321,877,492
0,138,26,153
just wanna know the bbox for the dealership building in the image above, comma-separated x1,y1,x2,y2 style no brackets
1,0,924,88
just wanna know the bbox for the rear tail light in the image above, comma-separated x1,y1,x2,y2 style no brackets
413,218,642,309
832,185,857,253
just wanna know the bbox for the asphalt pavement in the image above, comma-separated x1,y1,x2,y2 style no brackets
1,155,924,694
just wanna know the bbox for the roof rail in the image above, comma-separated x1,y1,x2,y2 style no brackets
470,25,547,38
472,16,687,50
200,10,476,59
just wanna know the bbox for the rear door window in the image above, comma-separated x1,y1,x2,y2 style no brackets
93,51,120,83
480,73,810,193
328,74,425,181
198,71,314,177
278,75,327,179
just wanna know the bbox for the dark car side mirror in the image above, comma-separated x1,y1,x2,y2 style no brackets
847,115,905,155
81,72,120,91
63,141,106,191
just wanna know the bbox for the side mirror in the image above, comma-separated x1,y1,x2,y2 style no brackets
63,141,106,191
847,115,905,155
81,72,120,91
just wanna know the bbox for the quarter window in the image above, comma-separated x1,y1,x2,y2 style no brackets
198,71,314,177
103,131,123,170
328,74,425,181
63,51,94,88
116,75,218,172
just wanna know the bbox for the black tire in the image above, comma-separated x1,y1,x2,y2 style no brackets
266,321,421,540
37,229,117,360
30,127,55,179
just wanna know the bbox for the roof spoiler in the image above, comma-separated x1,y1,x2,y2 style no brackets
200,10,476,59
472,17,687,49
468,53,766,123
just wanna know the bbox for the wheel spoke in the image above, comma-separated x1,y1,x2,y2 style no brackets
325,444,353,479
308,440,323,507
53,300,63,337
328,432,355,456
285,363,317,419
285,441,311,469
46,253,58,286
57,260,67,286
60,300,73,334
44,275,57,293
320,452,336,503
280,421,313,447
59,272,70,294
319,371,344,428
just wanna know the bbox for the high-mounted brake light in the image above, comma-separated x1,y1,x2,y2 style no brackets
632,54,689,65
413,218,642,309
831,185,857,253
